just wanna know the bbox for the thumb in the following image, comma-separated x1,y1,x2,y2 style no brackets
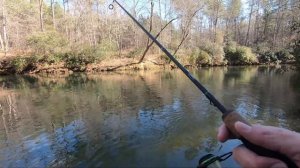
234,122,300,164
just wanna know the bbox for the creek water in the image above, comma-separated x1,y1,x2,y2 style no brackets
0,66,299,167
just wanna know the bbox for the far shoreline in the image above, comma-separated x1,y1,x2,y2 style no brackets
0,56,297,76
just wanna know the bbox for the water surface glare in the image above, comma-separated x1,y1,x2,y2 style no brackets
0,66,299,167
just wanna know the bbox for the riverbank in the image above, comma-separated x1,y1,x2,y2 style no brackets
0,54,169,75
0,53,297,75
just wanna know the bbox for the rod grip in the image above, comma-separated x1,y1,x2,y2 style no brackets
222,111,298,168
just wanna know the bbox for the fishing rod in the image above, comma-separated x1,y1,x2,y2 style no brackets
109,1,297,167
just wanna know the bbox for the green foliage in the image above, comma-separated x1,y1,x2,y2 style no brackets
11,56,38,73
255,42,271,54
276,50,295,63
225,42,258,65
200,42,225,65
189,49,212,66
64,48,101,72
27,31,68,54
258,51,278,63
212,45,226,65
40,53,64,64
98,38,118,56
256,43,295,64
236,46,258,64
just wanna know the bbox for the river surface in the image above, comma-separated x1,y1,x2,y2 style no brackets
0,66,299,167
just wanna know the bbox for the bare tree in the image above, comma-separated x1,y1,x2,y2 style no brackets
245,0,254,45
51,0,56,29
39,0,44,32
1,0,8,54
171,8,202,59
0,34,4,51
0,0,299,66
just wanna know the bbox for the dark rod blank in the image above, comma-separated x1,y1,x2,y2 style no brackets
110,2,298,167
112,0,227,114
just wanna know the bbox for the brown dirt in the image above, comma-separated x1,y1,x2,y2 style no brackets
0,51,26,61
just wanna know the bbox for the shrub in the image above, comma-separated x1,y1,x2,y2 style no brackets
212,45,226,65
224,41,237,54
64,48,101,72
276,50,295,63
27,31,68,54
255,42,271,54
258,51,278,63
36,53,64,64
225,42,258,65
200,42,225,65
47,54,64,64
11,56,37,73
236,46,258,64
189,49,212,66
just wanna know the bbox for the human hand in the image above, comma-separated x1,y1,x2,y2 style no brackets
218,122,300,168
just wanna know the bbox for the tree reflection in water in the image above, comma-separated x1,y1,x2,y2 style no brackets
0,66,299,167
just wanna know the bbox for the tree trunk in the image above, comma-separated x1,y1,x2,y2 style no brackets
138,18,177,63
158,0,163,55
138,1,154,63
254,1,260,43
169,9,201,63
39,0,44,32
51,0,56,29
2,0,8,54
214,13,219,43
213,2,220,43
0,34,3,51
234,18,237,42
245,0,254,45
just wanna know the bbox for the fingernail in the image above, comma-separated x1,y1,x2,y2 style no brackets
235,121,251,133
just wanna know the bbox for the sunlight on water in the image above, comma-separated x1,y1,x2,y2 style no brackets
0,66,299,167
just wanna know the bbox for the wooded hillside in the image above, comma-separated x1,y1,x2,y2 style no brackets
0,0,299,73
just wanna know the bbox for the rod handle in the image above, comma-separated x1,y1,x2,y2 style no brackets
222,111,298,168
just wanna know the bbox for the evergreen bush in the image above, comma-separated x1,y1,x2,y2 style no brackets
225,42,258,65
11,56,38,73
189,49,212,66
276,50,295,63
64,48,100,72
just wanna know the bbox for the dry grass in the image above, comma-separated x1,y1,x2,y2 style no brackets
0,89,14,98
0,52,17,61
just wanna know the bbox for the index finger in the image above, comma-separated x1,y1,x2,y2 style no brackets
218,124,232,142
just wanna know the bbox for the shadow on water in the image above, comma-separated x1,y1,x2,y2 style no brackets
0,66,299,167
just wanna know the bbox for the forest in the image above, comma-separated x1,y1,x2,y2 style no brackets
0,0,299,74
